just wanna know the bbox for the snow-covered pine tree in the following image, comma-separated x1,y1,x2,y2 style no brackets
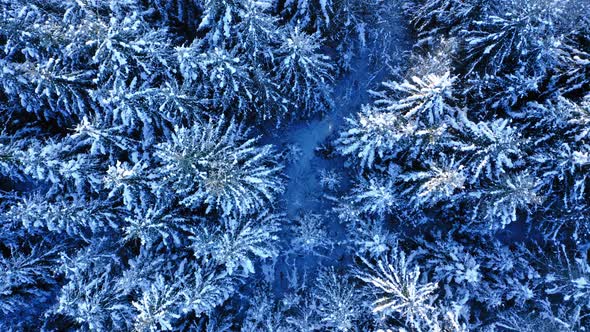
448,113,527,183
357,245,440,331
337,105,417,169
278,0,333,33
554,27,590,96
0,243,60,328
373,71,456,127
459,0,558,76
337,72,456,170
275,26,334,117
407,0,482,45
189,210,282,276
178,45,255,115
155,117,284,216
313,268,365,330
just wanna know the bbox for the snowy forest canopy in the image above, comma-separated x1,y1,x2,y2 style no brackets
0,0,589,330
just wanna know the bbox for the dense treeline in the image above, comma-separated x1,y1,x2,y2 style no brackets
337,0,590,330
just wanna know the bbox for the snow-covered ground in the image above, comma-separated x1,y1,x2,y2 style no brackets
260,11,413,291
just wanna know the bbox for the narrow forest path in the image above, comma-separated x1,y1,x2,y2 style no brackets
260,11,412,291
